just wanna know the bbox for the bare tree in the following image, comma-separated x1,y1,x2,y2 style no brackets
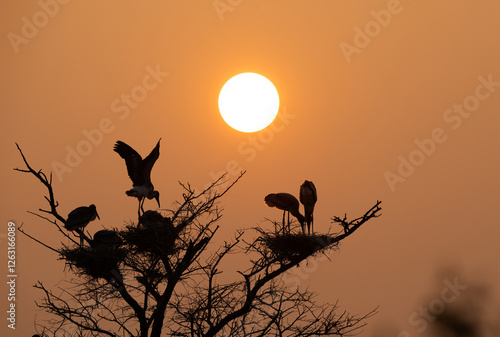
15,143,381,337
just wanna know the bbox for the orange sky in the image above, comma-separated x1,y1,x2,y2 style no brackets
2,1,500,336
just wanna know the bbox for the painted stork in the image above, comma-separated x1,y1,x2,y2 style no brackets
114,139,161,216
65,204,100,245
265,193,305,235
92,229,122,247
90,229,124,289
139,210,164,227
299,180,317,235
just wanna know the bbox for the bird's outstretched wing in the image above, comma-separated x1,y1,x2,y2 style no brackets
114,141,143,185
141,138,161,183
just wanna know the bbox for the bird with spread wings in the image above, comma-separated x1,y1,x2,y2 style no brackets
113,139,161,217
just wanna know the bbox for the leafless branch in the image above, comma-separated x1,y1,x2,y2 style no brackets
17,224,59,254
14,143,67,225
18,141,380,336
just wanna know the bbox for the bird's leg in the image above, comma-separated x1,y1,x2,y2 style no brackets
282,211,286,235
287,212,291,235
81,230,91,246
140,198,145,214
137,198,142,218
76,229,84,246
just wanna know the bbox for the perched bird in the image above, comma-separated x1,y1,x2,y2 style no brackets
265,193,305,235
92,229,122,247
138,210,164,227
300,180,317,235
114,139,161,216
65,204,100,245
90,229,124,289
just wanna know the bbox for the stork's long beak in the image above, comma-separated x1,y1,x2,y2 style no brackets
96,211,100,220
155,195,160,208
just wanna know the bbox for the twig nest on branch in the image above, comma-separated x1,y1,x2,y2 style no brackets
93,229,122,246
121,211,179,256
60,245,127,281
260,232,338,262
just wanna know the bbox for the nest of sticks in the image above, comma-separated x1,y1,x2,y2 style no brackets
60,245,127,281
259,229,339,262
120,211,179,256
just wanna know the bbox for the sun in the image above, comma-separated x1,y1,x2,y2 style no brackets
219,73,280,133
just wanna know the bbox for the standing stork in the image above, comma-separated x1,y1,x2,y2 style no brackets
300,180,317,235
114,139,161,217
65,204,100,245
265,193,305,235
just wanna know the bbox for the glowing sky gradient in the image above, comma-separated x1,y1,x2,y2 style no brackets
2,1,500,336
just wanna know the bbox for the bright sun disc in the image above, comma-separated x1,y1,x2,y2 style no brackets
219,73,280,133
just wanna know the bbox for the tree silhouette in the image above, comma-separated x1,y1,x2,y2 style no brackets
15,143,381,337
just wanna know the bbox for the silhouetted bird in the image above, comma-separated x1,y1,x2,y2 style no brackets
265,193,305,235
114,139,161,216
89,229,124,289
300,180,317,235
139,210,164,227
92,229,122,247
65,204,100,245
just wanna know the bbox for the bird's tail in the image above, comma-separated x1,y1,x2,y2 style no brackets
126,189,138,197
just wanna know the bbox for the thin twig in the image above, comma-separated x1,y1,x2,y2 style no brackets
17,225,59,254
